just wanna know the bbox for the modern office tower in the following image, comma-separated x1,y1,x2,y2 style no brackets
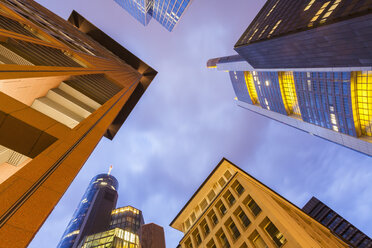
303,197,372,248
78,206,145,248
114,0,193,31
170,158,351,248
234,0,372,69
207,0,372,156
57,174,119,248
0,0,156,246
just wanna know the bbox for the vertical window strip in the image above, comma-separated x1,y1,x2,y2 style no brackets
308,1,330,27
320,0,342,24
265,0,280,19
352,71,372,136
244,72,260,105
268,20,282,37
304,0,316,11
279,72,302,117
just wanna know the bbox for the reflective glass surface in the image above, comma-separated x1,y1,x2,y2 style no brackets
57,174,119,248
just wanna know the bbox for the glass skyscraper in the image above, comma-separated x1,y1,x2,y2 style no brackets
57,174,119,248
114,0,192,31
208,0,372,156
58,173,165,248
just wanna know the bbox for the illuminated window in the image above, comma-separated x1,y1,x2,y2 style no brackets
265,80,270,86
304,0,316,11
279,72,301,117
264,221,287,247
308,1,330,27
265,0,280,18
351,71,372,137
244,72,260,105
248,28,258,42
268,20,282,37
245,196,261,217
257,25,269,39
320,0,342,24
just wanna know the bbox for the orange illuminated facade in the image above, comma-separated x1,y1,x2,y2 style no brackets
0,0,156,247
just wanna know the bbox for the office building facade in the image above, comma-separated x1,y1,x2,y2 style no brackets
57,174,119,248
114,0,193,31
234,0,372,69
0,0,156,246
170,158,351,248
207,0,372,156
303,197,372,248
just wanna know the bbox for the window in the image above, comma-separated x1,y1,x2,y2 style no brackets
219,204,227,216
224,170,232,180
208,190,216,202
227,194,236,206
206,239,216,248
342,226,355,239
264,221,286,247
191,212,196,222
229,221,241,240
247,196,262,216
238,210,251,228
334,221,347,234
219,233,230,248
252,234,268,248
185,238,193,248
350,232,362,244
328,216,341,229
194,232,202,246
203,222,210,236
320,211,335,225
208,211,218,226
235,183,245,196
218,177,226,187
358,238,370,248
200,199,208,211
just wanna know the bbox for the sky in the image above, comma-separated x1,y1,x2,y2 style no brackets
28,0,372,247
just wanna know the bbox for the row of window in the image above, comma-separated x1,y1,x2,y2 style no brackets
183,170,234,232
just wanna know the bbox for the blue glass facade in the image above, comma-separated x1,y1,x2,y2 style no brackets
294,72,356,136
253,71,287,115
229,71,252,104
57,174,119,248
114,0,153,26
114,0,191,31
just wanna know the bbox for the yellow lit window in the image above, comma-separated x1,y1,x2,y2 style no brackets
278,72,301,117
266,0,280,18
248,28,258,42
268,20,282,37
319,0,342,24
304,0,316,11
244,72,260,105
258,25,269,39
308,1,330,27
351,71,372,137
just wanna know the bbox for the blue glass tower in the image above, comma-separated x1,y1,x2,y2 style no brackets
113,0,192,31
57,174,119,248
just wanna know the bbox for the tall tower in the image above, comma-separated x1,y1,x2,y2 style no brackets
170,158,353,248
113,0,193,31
57,174,119,248
0,0,156,246
207,0,372,156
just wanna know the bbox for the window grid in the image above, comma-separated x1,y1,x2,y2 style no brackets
244,72,260,105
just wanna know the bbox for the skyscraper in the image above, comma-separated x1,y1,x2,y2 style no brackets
58,174,119,248
114,0,193,31
58,173,165,248
207,0,372,156
170,158,352,248
303,197,372,248
0,0,156,246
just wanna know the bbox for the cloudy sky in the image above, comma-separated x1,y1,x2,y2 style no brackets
29,0,372,247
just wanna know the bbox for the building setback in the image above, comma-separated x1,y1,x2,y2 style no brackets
113,0,193,31
207,0,372,156
170,158,351,248
0,0,156,246
303,197,372,248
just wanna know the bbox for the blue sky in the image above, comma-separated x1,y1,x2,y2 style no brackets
29,0,372,247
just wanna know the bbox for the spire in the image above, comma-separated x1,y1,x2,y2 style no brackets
108,165,113,175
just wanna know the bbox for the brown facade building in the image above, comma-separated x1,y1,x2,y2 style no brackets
0,0,156,247
141,223,167,248
170,158,351,248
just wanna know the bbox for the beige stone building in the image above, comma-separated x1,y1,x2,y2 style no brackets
170,158,350,248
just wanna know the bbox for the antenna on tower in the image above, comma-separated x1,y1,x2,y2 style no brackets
108,165,113,175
